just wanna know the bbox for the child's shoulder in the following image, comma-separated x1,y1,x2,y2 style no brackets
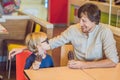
46,54,52,59
27,53,36,59
46,53,52,57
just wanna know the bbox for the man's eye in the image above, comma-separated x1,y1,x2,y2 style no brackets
82,19,86,22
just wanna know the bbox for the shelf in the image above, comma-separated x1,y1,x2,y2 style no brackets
87,1,120,15
68,0,120,26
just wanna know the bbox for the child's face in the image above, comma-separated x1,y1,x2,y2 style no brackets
37,37,50,55
40,37,50,50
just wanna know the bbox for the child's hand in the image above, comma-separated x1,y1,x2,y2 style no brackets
9,47,26,60
9,48,22,60
35,55,42,62
32,55,42,70
32,60,41,70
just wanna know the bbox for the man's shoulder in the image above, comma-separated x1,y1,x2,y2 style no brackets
97,23,113,36
98,23,111,31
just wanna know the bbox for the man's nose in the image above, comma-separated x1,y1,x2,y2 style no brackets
80,20,83,26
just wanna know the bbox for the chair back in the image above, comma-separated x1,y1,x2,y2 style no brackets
60,44,73,66
16,50,32,80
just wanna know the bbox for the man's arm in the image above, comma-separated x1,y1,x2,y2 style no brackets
68,59,117,69
49,25,76,49
101,27,119,64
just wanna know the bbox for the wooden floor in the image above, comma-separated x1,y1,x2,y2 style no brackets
0,26,67,80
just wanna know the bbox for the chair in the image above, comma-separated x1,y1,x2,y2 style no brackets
60,44,73,66
5,22,43,79
16,50,32,80
2,19,35,79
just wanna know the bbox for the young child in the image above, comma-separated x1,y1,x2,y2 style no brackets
24,32,54,69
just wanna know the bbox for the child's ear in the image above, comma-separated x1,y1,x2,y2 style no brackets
36,45,42,51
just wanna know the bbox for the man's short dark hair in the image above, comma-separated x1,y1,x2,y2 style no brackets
78,3,101,24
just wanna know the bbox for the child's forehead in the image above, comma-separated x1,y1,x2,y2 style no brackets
38,34,47,39
31,32,47,41
40,37,47,41
34,36,47,42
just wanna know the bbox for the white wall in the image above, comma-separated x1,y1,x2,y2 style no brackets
19,0,47,20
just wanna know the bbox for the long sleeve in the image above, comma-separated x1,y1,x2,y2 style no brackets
24,54,35,69
49,25,76,49
49,29,70,49
101,27,119,63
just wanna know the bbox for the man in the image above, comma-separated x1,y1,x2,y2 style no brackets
9,3,119,69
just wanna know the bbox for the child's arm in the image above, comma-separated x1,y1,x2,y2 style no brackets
8,46,27,60
32,61,41,70
32,55,42,70
24,55,34,69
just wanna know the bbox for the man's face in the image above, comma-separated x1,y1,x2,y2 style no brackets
79,13,96,33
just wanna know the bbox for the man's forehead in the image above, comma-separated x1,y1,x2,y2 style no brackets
80,13,88,19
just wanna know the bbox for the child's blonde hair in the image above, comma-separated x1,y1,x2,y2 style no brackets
25,32,47,53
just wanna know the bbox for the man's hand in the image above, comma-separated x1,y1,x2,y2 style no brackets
68,59,117,69
68,60,88,69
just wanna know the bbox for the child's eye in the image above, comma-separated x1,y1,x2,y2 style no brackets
41,38,49,44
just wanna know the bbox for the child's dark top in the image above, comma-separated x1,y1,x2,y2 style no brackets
24,53,54,69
